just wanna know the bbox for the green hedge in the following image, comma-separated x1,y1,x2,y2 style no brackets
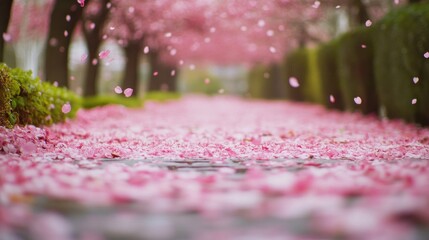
0,64,81,128
247,64,269,99
373,3,429,125
317,40,344,110
282,48,308,102
247,64,288,99
337,27,378,114
282,48,323,103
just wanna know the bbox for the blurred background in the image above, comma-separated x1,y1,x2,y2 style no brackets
1,0,428,125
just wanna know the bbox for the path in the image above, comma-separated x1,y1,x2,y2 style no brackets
1,96,429,239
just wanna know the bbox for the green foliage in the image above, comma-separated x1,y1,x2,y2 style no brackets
0,64,81,128
247,64,287,99
144,91,181,102
337,27,378,114
373,3,429,125
247,65,269,99
82,95,143,109
181,68,223,95
316,40,345,110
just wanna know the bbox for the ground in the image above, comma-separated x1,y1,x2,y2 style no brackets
1,96,429,240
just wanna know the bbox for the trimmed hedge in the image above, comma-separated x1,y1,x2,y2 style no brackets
0,64,81,128
317,40,345,110
247,64,288,99
282,48,308,102
247,64,269,99
282,48,323,103
373,3,429,125
337,27,378,114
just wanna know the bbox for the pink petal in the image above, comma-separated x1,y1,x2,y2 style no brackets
77,0,85,7
354,96,362,105
289,77,300,88
124,88,133,97
81,54,88,63
2,33,12,42
365,20,372,27
114,86,122,94
62,103,71,114
98,50,110,59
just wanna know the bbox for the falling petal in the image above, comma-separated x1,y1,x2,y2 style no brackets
98,50,110,59
77,0,85,7
413,77,419,84
312,1,321,8
62,103,71,114
114,86,122,94
365,20,372,27
289,77,300,88
2,33,11,42
144,46,149,54
412,98,417,105
81,54,88,62
124,88,133,97
329,95,335,103
354,97,362,105
424,52,429,59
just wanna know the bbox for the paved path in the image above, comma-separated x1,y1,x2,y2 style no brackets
1,96,429,239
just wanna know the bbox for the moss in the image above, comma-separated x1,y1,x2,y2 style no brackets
82,95,143,109
317,40,345,110
0,64,81,128
373,3,429,125
337,27,378,114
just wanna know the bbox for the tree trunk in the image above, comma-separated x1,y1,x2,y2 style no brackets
44,0,84,87
0,0,13,62
148,50,178,92
351,0,370,26
82,0,110,97
121,40,142,96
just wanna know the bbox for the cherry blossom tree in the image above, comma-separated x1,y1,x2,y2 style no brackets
82,0,111,97
44,0,86,88
5,0,53,76
0,0,13,62
108,0,146,96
